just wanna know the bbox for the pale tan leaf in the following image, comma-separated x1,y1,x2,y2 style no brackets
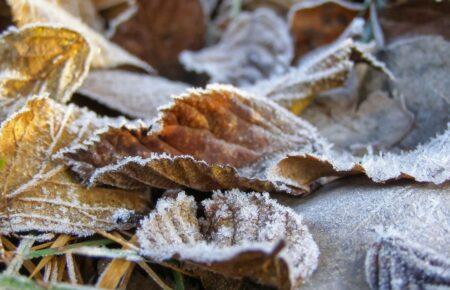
7,0,151,71
0,96,149,236
0,25,91,121
137,190,319,289
48,0,104,33
78,70,189,119
60,84,329,195
250,39,392,114
180,8,293,86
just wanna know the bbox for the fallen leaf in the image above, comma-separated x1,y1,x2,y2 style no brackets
7,0,151,70
379,0,450,43
270,36,450,186
250,39,391,115
48,0,104,33
0,25,91,121
288,0,362,60
60,84,329,195
299,87,414,152
78,70,189,119
365,235,450,290
0,96,149,236
111,0,206,79
180,8,293,86
137,190,319,289
279,176,450,290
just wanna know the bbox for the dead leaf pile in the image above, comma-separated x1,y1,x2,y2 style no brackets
0,0,449,289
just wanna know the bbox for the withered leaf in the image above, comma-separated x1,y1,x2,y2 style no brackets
288,0,362,60
61,85,328,195
365,235,450,290
280,177,450,290
0,25,91,121
270,36,450,186
137,190,319,289
7,0,151,71
111,0,206,79
379,0,450,43
48,0,104,33
0,96,149,236
78,70,189,119
250,39,392,114
180,8,293,86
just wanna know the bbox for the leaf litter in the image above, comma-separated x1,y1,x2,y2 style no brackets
0,0,449,289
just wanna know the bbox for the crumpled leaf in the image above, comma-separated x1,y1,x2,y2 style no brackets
60,84,329,195
78,70,189,119
0,25,91,121
279,177,450,290
250,39,392,114
137,190,319,289
270,36,450,186
365,235,450,290
0,96,149,236
7,0,151,70
288,0,362,60
379,0,450,43
111,0,206,79
180,8,293,86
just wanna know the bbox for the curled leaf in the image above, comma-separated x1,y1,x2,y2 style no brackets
0,97,149,236
281,177,450,290
60,85,328,195
7,0,151,70
112,0,206,79
365,235,450,290
288,0,362,60
250,39,392,114
137,190,319,289
0,25,91,121
180,8,293,86
78,70,189,119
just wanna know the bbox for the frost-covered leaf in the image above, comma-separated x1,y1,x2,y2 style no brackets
250,39,391,114
0,97,149,236
288,0,362,60
61,84,328,195
270,36,450,186
78,70,189,119
299,88,414,152
111,0,206,79
0,25,91,121
180,8,293,86
365,235,450,290
137,190,319,289
278,177,450,290
7,0,151,70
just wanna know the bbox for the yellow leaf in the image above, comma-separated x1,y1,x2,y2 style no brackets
0,25,91,121
0,96,149,236
7,0,151,71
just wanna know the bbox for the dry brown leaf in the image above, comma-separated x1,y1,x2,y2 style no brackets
137,190,319,289
111,0,206,79
250,39,391,114
60,84,328,195
379,0,450,43
78,70,189,119
288,0,362,60
180,8,293,86
0,96,149,236
0,25,91,121
7,0,151,70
